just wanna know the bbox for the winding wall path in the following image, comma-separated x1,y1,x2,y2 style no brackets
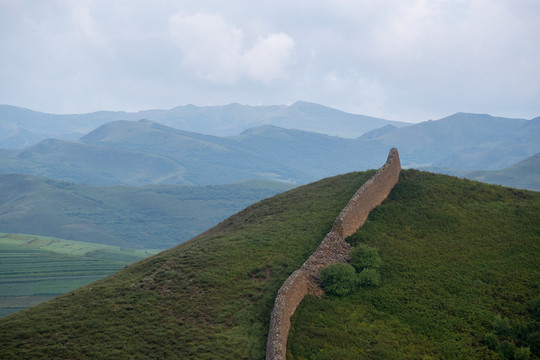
266,148,401,360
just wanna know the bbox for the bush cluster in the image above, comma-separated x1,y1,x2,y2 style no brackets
483,299,540,360
320,244,382,296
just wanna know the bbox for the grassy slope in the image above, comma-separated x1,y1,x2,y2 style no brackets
0,233,159,317
288,170,540,359
0,171,373,360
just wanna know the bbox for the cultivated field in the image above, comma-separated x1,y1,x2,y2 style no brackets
0,233,158,316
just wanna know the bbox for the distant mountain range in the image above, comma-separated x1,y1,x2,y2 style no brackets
1,102,538,188
0,119,392,185
365,112,540,170
1,109,538,188
0,101,408,149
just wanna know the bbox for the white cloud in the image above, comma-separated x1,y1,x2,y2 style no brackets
242,33,295,83
68,0,110,48
169,12,295,84
169,12,243,83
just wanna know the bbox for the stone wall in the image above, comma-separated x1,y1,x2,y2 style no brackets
266,148,401,360
332,148,401,239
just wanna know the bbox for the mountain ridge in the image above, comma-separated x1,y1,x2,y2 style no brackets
1,114,538,188
0,101,409,149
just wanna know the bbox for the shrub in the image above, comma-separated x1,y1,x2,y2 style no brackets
493,316,512,337
320,263,358,297
484,333,499,350
349,243,382,272
357,268,381,287
514,346,531,360
525,330,540,355
498,340,516,359
531,297,540,321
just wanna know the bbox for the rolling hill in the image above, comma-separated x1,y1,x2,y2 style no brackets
0,173,294,249
1,170,538,359
0,120,390,185
362,113,539,170
1,113,538,188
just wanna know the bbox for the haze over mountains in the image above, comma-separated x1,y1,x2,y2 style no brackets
1,103,538,189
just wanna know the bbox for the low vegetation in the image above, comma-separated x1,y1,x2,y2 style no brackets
320,263,358,297
320,244,382,296
287,170,540,359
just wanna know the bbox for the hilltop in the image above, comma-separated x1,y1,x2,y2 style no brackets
1,170,538,359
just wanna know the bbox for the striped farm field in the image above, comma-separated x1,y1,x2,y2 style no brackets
0,233,158,316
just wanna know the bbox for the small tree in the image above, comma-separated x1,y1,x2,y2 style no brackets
320,263,358,297
493,316,512,337
514,347,531,360
484,333,499,350
530,297,540,321
498,341,516,360
350,243,382,272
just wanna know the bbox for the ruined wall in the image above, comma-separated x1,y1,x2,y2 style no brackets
332,148,401,238
266,148,401,360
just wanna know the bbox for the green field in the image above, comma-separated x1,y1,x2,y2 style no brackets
0,233,158,316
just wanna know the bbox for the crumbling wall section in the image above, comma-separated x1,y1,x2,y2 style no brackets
332,147,401,238
266,148,401,360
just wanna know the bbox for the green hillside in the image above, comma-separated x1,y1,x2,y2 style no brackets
1,170,538,359
288,170,540,359
0,173,293,249
0,234,158,317
466,153,540,191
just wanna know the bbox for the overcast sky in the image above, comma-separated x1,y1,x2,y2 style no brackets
1,0,539,122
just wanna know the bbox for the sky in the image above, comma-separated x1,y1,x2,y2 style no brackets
0,0,539,122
